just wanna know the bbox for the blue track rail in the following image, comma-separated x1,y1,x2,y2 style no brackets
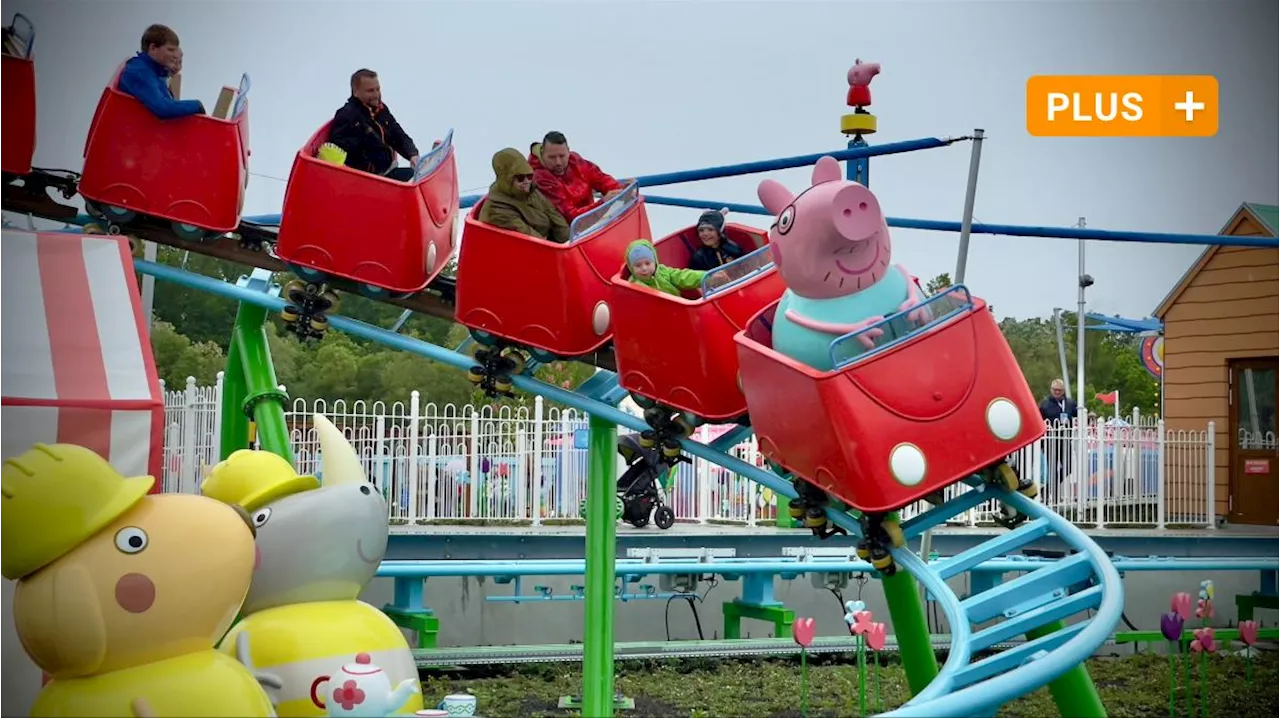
134,260,1125,717
882,479,1124,717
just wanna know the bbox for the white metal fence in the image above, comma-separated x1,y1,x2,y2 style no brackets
161,374,1218,529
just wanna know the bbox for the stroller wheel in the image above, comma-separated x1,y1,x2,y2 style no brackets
660,439,681,459
654,505,675,530
639,430,657,449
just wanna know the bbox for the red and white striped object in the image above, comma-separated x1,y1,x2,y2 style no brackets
1,229,163,487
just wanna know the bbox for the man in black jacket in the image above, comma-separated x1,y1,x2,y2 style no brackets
328,68,419,180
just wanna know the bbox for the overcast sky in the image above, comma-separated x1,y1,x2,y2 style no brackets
11,0,1277,321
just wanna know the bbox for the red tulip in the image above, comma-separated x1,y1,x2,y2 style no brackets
1239,620,1259,647
792,617,816,648
1171,592,1192,620
1190,627,1217,654
866,622,887,651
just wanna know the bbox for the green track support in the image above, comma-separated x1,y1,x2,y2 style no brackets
1027,621,1106,717
572,413,621,717
722,601,794,639
219,301,292,463
384,609,440,649
881,570,939,696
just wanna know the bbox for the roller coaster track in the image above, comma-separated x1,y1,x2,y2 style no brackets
6,183,1123,716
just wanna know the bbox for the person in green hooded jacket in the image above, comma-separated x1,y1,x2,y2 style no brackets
624,239,708,297
479,147,571,243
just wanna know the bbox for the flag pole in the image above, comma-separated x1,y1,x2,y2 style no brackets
1115,390,1120,421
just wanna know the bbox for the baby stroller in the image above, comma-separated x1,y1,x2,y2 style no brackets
617,433,686,529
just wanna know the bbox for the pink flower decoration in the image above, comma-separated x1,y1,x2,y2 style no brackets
850,610,874,635
792,617,816,648
866,622,887,651
1190,627,1217,654
1171,592,1192,620
1239,620,1259,647
1195,598,1214,620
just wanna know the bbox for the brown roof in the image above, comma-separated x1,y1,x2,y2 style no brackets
1152,202,1279,319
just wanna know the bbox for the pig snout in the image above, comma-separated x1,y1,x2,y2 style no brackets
830,184,885,242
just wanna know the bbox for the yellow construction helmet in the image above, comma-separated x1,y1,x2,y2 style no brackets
1,444,155,581
200,450,318,512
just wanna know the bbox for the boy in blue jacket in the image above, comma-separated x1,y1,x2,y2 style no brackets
118,24,205,119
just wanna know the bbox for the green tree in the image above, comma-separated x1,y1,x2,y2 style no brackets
149,320,225,388
925,272,952,295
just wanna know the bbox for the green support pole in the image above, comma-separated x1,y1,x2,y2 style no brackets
880,570,938,696
581,413,618,717
220,302,292,463
1027,621,1106,718
219,336,250,460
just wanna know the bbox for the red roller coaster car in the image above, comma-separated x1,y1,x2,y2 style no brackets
454,182,651,361
80,65,250,240
1,15,36,178
609,223,784,424
275,124,459,298
734,285,1044,514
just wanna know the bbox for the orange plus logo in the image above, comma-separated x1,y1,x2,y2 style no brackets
1026,75,1219,137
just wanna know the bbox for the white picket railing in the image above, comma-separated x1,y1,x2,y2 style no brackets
160,374,1218,529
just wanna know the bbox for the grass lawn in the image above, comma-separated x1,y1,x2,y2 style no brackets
421,651,1277,717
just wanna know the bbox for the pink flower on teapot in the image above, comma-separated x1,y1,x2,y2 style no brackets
311,652,420,717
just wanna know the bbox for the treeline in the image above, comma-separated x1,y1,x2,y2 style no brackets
147,250,1159,418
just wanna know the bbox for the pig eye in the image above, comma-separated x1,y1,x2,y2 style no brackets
115,527,149,554
776,205,796,235
252,508,272,527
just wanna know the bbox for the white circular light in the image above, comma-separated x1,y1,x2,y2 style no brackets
889,443,927,487
986,398,1022,441
592,301,611,336
427,242,438,271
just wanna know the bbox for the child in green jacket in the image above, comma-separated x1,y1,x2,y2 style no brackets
625,239,707,296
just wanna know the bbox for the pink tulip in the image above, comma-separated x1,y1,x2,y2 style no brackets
1195,598,1214,620
1190,627,1217,654
1239,620,1259,647
792,617,816,648
1171,592,1192,620
866,622,887,651
850,610,874,635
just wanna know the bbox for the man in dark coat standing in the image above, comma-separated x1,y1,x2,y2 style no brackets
1038,378,1078,484
328,68,419,180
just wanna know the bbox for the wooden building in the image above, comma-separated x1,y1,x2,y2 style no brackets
1154,203,1278,525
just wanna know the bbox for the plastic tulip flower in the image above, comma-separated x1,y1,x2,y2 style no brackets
1239,620,1259,647
1171,592,1192,620
866,622,887,651
792,617,816,648
1160,612,1185,641
1190,627,1217,653
1195,597,1214,620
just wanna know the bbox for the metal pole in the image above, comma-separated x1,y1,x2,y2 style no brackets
1052,308,1072,397
140,241,158,335
952,128,985,284
1076,218,1087,406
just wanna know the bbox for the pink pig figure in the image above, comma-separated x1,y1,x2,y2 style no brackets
846,58,881,109
758,155,925,371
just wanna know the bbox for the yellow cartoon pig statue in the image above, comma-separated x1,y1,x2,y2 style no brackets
1,443,277,717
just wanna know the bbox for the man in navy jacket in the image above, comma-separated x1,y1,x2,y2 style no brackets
117,24,205,119
328,68,420,180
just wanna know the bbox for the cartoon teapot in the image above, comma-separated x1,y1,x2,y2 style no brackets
312,653,419,717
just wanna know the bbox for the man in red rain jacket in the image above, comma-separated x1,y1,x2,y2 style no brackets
527,131,625,221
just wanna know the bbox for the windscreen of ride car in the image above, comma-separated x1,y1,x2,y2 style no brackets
701,244,775,298
568,181,638,243
412,128,454,182
829,286,973,369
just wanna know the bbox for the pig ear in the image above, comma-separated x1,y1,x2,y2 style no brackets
811,156,842,186
757,180,794,216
